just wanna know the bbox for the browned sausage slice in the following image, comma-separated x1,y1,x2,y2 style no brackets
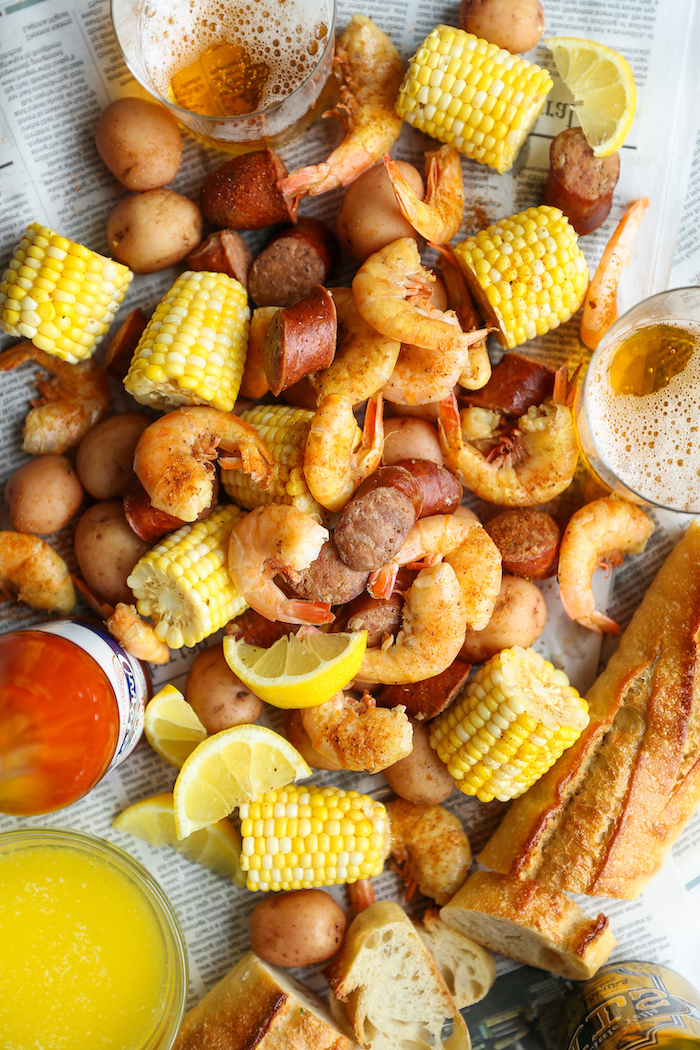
377,659,471,720
334,467,424,572
484,508,560,579
248,217,338,307
393,459,462,516
463,353,556,415
103,308,147,381
123,473,219,542
542,128,620,236
338,591,404,648
286,539,369,605
264,285,337,396
200,148,296,230
186,230,253,288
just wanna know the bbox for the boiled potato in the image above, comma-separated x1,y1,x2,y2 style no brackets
74,501,151,606
186,646,263,734
383,720,455,805
106,188,202,273
250,889,347,967
460,575,546,663
95,98,182,191
5,455,83,534
283,709,342,771
458,0,545,53
76,413,150,500
337,161,424,263
383,417,444,466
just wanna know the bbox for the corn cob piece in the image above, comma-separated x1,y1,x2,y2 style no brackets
454,205,589,349
395,27,552,173
124,271,249,413
239,785,390,892
221,404,323,517
127,504,247,649
430,646,589,803
0,223,132,363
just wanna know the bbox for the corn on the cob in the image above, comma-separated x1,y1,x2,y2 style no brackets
239,785,390,892
0,223,132,363
127,504,247,649
430,646,589,803
454,205,589,349
221,404,323,517
124,271,249,413
395,27,552,173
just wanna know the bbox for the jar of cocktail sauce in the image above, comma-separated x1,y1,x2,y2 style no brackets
0,618,149,815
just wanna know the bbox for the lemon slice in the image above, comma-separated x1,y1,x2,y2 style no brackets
173,724,311,838
113,792,245,885
222,630,367,709
144,684,208,768
546,37,636,156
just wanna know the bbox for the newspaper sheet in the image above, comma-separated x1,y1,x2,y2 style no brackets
1,0,700,1036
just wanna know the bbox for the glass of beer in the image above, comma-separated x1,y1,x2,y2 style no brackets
576,286,700,514
111,0,335,150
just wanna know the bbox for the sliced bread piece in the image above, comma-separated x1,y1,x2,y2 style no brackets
325,901,470,1050
416,908,496,1009
172,950,359,1050
440,870,616,981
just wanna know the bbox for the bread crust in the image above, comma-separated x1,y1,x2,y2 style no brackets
479,520,700,898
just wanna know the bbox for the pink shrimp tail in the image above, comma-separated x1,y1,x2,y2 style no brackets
367,563,399,599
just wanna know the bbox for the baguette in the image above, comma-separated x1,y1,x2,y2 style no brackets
172,951,359,1050
325,901,470,1050
480,520,700,898
440,871,616,981
416,908,496,1008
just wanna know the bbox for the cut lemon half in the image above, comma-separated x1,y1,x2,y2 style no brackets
113,792,245,885
222,630,367,709
173,724,311,838
144,684,208,768
546,37,636,156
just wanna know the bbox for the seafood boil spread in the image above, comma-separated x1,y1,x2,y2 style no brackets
2,0,699,1046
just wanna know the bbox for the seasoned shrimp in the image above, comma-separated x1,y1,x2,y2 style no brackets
227,504,334,624
301,690,413,773
0,532,75,613
369,514,501,631
0,341,109,453
304,392,384,512
388,799,471,905
433,243,491,391
133,406,274,522
558,496,655,634
310,289,401,406
382,326,470,406
105,603,171,664
358,562,466,685
278,15,404,200
384,147,464,244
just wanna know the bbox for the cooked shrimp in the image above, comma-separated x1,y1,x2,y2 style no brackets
358,562,466,685
368,514,501,631
227,504,334,624
558,496,655,634
384,147,464,244
105,603,171,664
304,392,384,512
0,341,109,453
0,531,75,613
301,690,413,773
433,243,491,391
310,289,401,406
133,406,274,522
388,799,471,905
278,15,404,200
382,329,469,406
348,879,376,913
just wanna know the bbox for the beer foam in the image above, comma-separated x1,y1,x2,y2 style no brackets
587,322,700,511
141,0,331,108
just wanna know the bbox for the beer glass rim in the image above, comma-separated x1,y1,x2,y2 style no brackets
110,0,337,125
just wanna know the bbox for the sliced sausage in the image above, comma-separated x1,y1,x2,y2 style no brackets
334,467,423,572
263,285,337,396
123,473,219,542
463,352,556,416
103,308,147,381
286,538,369,605
336,591,404,647
542,128,620,236
186,230,253,287
484,508,560,578
376,658,471,720
200,149,295,229
226,607,297,647
393,459,462,517
248,218,338,307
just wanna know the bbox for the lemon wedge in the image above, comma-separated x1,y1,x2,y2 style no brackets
173,724,311,838
546,36,636,156
144,684,208,768
222,630,367,709
113,792,245,885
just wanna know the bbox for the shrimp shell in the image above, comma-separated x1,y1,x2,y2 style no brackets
304,392,384,512
384,146,464,244
105,603,171,664
388,799,471,905
0,532,75,613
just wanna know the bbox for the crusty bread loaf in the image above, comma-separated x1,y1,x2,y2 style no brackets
416,908,496,1008
440,871,616,981
172,951,358,1050
325,901,470,1050
480,520,700,898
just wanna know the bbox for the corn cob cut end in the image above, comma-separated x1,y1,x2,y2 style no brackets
239,785,390,892
429,646,589,803
0,223,132,362
396,26,552,173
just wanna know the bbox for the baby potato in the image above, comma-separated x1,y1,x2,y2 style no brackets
383,417,443,466
383,719,455,805
458,0,545,53
460,575,546,663
95,97,182,191
283,709,342,771
5,455,83,534
250,889,347,967
74,501,151,606
337,161,424,263
107,188,203,273
76,413,150,500
186,646,263,734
